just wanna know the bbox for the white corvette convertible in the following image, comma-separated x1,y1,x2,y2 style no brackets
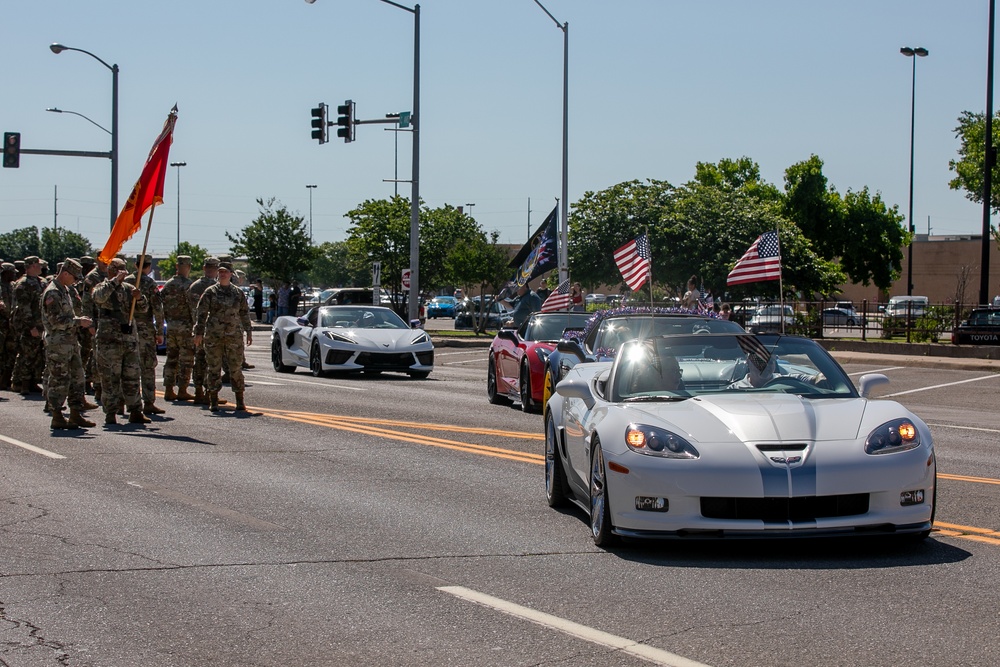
271,306,433,378
546,333,935,546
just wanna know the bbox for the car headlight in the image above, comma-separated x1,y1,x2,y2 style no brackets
411,331,429,344
534,347,551,364
624,423,699,459
865,418,920,455
323,331,356,344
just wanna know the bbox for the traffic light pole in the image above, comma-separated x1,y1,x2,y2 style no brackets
19,147,112,159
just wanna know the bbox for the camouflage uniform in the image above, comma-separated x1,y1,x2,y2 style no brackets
76,257,98,392
188,258,219,402
10,257,46,392
194,266,251,411
125,255,164,412
81,262,108,398
40,259,94,428
160,257,194,399
0,262,13,391
92,264,149,424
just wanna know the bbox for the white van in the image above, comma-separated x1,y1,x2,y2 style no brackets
885,296,928,318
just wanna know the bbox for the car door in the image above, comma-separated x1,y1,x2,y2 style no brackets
288,308,318,365
497,320,527,391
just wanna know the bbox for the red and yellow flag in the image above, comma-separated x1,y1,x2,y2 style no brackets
98,105,178,264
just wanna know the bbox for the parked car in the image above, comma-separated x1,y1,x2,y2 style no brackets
322,288,376,306
953,308,1000,345
455,297,510,330
545,333,936,546
747,304,795,333
487,311,591,412
822,307,860,327
426,295,457,318
885,296,928,319
584,293,606,306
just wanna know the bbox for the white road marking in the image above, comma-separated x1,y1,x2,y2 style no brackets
0,434,66,460
928,423,1000,434
437,585,712,667
443,358,487,366
434,350,487,357
882,373,1000,397
244,380,287,386
847,366,903,376
241,373,368,391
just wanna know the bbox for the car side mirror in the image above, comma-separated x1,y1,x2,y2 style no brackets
296,317,309,326
556,339,584,359
858,373,890,398
556,374,595,409
410,318,423,329
497,329,518,342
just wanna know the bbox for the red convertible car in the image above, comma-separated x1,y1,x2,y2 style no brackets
487,311,591,412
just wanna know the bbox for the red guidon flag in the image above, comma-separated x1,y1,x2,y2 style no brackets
98,105,178,264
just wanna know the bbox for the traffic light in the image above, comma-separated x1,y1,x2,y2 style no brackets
310,103,328,144
3,132,20,169
336,100,355,143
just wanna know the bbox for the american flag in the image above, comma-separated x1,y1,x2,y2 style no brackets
726,231,782,286
737,334,771,373
540,279,572,312
614,234,651,291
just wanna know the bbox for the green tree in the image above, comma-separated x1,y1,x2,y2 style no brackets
39,228,95,267
420,203,483,290
0,226,42,262
226,198,315,283
345,196,412,298
948,110,1000,212
693,156,783,202
783,155,843,259
448,230,512,334
309,240,369,288
157,241,209,279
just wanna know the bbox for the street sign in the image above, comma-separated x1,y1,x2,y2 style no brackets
398,111,411,129
372,261,382,305
402,268,411,290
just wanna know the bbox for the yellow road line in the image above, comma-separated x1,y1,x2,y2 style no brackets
939,473,1000,486
265,408,544,440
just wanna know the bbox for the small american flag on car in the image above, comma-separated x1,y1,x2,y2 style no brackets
541,279,572,313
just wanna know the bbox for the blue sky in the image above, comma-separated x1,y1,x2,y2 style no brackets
1,1,993,258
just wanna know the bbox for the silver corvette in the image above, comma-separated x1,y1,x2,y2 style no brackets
271,306,433,378
545,333,936,546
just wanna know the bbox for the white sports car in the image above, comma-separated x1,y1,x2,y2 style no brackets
546,332,935,546
271,306,434,378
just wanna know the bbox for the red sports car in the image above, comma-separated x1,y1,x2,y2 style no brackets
487,311,591,412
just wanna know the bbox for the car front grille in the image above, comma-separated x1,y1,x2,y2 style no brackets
700,494,870,522
415,350,433,366
325,349,354,365
355,352,414,369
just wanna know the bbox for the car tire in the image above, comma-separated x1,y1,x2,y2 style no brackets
545,412,567,508
519,362,537,413
309,342,326,378
847,318,856,327
272,337,295,373
487,355,511,405
589,439,617,547
541,367,555,416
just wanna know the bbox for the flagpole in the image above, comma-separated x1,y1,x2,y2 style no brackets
127,204,157,325
646,227,653,311
775,221,784,334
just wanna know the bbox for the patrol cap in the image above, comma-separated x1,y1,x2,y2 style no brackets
108,258,127,271
14,260,25,271
135,253,154,267
176,255,192,266
218,262,234,273
62,258,84,279
1,262,15,272
203,256,220,268
24,256,40,266
80,256,96,267
217,254,233,263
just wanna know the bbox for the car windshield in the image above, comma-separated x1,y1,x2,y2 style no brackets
525,312,592,341
320,307,407,329
611,334,856,401
591,316,744,352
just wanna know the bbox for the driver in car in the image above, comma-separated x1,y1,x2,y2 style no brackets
728,353,825,389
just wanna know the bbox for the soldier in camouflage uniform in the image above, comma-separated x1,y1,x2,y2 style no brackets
160,255,195,401
125,254,165,415
81,257,108,402
92,258,150,426
40,259,97,430
10,256,46,394
0,261,14,394
188,256,221,405
76,256,97,394
193,262,252,412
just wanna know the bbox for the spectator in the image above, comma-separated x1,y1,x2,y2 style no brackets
277,282,290,317
289,280,302,315
252,280,264,322
719,303,732,320
682,275,701,310
265,290,277,324
508,282,542,327
571,283,584,311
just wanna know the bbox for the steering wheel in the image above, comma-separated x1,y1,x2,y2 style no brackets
761,376,816,391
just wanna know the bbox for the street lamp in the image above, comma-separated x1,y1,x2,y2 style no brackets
306,184,318,244
533,1,569,285
170,161,186,253
465,202,475,218
901,46,928,297
45,107,110,135
306,0,421,321
50,42,119,232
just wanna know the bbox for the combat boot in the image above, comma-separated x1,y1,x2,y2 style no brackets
105,412,117,426
50,409,70,430
241,361,255,370
176,385,195,401
143,401,166,415
128,409,151,424
81,398,99,411
234,392,247,412
11,382,22,393
43,400,52,414
163,386,177,401
69,409,96,428
209,391,220,412
94,385,102,404
194,387,207,405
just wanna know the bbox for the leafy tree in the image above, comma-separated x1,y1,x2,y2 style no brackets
448,230,512,334
783,155,843,259
693,156,782,202
0,226,42,262
309,241,370,288
420,203,483,290
157,241,209,279
948,110,1000,212
226,198,315,283
345,196,412,298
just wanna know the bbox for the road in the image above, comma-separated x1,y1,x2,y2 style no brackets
1,340,999,666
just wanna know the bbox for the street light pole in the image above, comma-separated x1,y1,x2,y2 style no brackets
901,46,928,297
465,203,475,218
306,184,318,244
304,0,420,321
170,161,186,253
50,43,118,232
981,0,996,307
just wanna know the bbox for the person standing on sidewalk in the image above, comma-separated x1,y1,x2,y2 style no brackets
193,262,253,412
160,255,195,401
